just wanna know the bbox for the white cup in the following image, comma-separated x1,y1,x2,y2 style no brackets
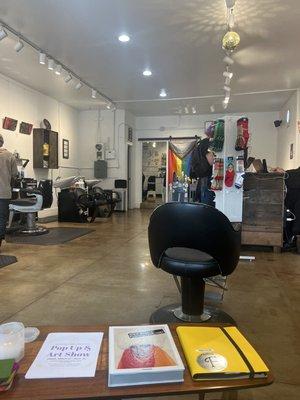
0,322,25,362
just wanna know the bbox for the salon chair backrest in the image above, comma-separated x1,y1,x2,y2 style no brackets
38,180,53,209
148,202,241,276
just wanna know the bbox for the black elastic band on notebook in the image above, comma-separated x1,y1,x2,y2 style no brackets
220,327,255,379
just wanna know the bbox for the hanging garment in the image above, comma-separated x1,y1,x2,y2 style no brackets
211,119,225,153
235,117,249,151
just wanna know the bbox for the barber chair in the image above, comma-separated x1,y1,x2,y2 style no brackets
148,202,241,324
8,188,48,235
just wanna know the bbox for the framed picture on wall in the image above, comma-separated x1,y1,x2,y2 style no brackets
62,139,69,159
3,117,18,131
290,143,294,160
19,122,33,135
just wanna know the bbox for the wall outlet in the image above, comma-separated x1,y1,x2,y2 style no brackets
105,149,116,160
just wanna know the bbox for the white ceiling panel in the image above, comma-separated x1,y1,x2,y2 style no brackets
0,0,299,115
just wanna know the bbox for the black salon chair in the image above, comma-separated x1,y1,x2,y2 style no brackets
148,202,241,324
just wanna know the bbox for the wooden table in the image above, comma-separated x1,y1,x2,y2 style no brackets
2,324,273,400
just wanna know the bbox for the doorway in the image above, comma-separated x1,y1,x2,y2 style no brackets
141,141,167,209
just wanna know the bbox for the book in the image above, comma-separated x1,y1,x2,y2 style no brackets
108,324,184,387
25,332,103,379
176,326,269,380
0,359,14,382
0,361,19,392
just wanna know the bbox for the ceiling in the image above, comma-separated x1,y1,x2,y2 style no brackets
0,0,299,116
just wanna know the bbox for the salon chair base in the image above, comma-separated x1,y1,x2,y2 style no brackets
18,225,49,236
150,303,236,325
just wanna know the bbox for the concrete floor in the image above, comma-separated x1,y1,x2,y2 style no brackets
0,209,299,399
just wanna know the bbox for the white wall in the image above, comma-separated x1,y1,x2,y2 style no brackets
0,72,79,216
77,109,136,208
132,111,279,207
277,91,299,170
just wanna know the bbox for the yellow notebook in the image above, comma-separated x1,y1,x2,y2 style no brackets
176,326,269,380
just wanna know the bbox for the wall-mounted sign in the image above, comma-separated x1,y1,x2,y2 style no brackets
19,122,33,135
3,117,18,131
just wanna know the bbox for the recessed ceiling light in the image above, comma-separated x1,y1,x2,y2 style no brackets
118,34,130,43
143,69,152,77
160,89,167,97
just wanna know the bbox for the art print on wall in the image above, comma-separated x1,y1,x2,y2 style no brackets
290,143,294,160
19,122,33,135
62,139,69,159
3,117,18,131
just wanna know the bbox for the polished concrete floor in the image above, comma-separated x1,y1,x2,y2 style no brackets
0,210,299,399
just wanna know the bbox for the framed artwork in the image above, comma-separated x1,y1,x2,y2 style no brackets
290,143,294,160
19,122,33,135
3,117,18,131
62,139,69,159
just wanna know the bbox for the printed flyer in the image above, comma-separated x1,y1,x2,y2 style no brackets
25,332,103,379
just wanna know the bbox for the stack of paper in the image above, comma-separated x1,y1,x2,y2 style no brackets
25,332,103,379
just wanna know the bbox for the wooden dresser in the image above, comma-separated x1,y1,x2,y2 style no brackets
242,172,285,252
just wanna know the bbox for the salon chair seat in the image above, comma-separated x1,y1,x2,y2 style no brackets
8,189,48,235
148,202,241,324
161,247,220,277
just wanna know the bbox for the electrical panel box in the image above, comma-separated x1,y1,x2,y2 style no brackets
94,160,107,179
105,150,116,160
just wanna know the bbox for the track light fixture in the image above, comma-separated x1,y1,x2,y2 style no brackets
14,40,24,53
227,9,235,29
160,89,167,98
225,0,236,8
64,74,72,83
0,25,7,41
192,106,197,114
0,20,114,107
210,105,215,113
106,102,112,109
223,71,233,80
55,64,62,75
39,52,46,65
222,100,229,109
223,55,234,65
184,106,189,114
48,59,55,71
